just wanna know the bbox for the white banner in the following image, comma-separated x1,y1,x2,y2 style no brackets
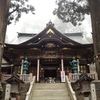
61,71,65,82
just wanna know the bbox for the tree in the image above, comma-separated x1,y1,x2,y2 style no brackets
0,0,11,76
0,0,35,75
54,0,100,79
8,0,35,24
88,0,100,79
53,0,90,26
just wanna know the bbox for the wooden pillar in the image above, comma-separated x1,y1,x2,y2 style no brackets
21,59,24,75
77,59,80,73
61,58,65,82
37,58,40,82
61,58,64,71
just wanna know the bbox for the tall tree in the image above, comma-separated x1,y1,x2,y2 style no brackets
54,0,100,79
88,0,100,79
0,0,11,75
0,0,35,75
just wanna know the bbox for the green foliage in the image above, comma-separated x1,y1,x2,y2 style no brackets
8,0,35,24
53,0,90,26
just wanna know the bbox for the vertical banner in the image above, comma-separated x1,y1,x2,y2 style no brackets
61,71,65,82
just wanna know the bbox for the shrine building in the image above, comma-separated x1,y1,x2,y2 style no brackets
2,21,94,81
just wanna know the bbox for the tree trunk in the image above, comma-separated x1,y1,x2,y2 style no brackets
0,0,11,74
88,0,100,79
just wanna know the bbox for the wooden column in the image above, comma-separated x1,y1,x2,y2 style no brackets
37,58,40,82
61,58,65,82
77,59,80,73
61,58,64,71
21,59,24,75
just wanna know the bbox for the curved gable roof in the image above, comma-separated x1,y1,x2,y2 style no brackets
19,21,81,46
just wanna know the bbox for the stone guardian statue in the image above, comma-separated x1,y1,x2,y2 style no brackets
70,57,78,73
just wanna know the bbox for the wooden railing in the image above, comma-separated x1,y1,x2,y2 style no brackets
25,76,36,100
1,73,33,83
65,76,77,100
68,73,98,82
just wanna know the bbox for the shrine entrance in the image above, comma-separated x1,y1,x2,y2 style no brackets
41,58,59,78
44,69,57,77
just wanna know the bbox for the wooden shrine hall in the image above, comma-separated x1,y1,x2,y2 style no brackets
2,21,94,82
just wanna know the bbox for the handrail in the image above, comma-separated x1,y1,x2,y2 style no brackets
25,76,36,100
65,76,77,100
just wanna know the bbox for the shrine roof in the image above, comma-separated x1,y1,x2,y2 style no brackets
5,21,93,47
5,73,24,84
75,73,94,83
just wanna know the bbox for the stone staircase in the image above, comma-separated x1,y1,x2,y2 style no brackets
31,83,71,100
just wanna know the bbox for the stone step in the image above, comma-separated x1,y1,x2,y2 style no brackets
34,83,66,89
32,83,71,100
33,90,69,96
32,96,70,100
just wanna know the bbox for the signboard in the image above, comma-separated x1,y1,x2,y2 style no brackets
61,71,65,82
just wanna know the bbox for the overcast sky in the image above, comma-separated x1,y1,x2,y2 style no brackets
6,0,92,43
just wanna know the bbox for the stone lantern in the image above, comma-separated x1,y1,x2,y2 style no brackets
70,57,78,73
75,73,93,100
23,58,31,74
5,73,24,100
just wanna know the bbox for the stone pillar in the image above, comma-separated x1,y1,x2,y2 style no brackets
37,58,40,82
5,84,11,100
61,58,64,71
90,83,97,100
